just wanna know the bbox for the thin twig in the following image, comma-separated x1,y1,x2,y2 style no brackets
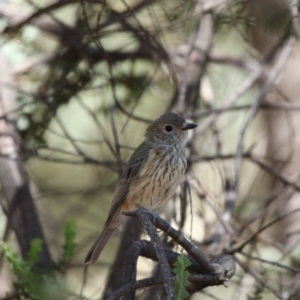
195,68,261,135
235,256,284,300
232,207,300,253
234,39,295,195
239,251,300,274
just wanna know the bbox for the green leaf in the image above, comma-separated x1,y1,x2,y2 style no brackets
28,239,42,266
173,248,191,300
62,219,77,262
1,243,41,299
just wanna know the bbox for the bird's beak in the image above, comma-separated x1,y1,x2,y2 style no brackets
182,122,198,131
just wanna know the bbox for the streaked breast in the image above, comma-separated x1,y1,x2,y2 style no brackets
128,146,187,209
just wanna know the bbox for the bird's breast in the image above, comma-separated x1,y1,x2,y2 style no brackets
128,147,187,209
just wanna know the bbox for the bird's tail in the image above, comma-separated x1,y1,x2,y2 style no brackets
84,227,115,265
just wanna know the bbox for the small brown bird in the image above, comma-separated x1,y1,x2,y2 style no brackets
84,112,197,264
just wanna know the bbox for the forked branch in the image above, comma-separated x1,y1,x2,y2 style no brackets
106,208,235,300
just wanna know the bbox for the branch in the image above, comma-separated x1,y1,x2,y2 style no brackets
124,208,176,300
125,208,215,274
234,38,295,197
107,239,235,300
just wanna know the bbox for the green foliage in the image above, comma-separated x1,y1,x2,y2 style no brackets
1,219,77,299
173,249,192,300
1,241,46,300
61,219,77,263
27,239,43,267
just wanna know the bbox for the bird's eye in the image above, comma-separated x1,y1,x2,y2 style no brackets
165,125,173,132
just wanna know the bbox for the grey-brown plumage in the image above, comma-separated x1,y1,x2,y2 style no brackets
84,112,197,265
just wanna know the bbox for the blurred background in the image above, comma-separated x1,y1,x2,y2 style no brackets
1,0,300,299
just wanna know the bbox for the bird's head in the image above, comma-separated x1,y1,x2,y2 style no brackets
145,112,197,147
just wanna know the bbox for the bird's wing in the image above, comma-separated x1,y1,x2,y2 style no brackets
121,141,151,182
105,141,151,226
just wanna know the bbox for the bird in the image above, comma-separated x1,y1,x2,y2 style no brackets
84,112,197,265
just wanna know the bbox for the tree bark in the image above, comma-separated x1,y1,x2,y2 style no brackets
0,50,52,271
